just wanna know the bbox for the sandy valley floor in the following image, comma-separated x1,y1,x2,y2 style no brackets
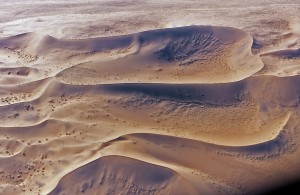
1,0,300,194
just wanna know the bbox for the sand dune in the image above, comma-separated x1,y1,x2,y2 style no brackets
54,26,263,84
49,156,200,195
0,26,263,84
1,1,300,195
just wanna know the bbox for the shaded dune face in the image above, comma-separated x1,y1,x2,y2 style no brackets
1,22,300,195
59,26,262,84
262,48,300,59
49,156,199,195
0,25,263,84
258,48,300,77
96,129,298,193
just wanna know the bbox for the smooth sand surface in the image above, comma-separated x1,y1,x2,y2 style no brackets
1,0,300,195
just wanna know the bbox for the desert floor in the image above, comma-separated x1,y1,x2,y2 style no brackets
1,0,300,194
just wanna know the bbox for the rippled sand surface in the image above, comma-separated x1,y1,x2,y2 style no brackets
1,1,300,194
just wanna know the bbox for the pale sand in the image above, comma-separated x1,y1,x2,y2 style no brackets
1,1,300,195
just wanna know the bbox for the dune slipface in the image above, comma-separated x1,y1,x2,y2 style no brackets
0,26,263,85
55,25,264,84
1,1,300,195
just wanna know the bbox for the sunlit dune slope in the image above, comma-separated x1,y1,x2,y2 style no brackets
0,26,263,84
0,12,300,194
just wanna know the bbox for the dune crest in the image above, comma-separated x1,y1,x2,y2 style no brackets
0,25,264,85
1,1,300,194
55,25,264,84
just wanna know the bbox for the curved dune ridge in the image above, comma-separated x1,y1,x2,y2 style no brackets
0,25,264,84
0,23,300,195
49,155,200,195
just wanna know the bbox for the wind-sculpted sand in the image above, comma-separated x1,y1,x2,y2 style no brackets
1,0,300,195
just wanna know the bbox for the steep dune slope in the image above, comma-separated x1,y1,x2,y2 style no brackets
0,73,300,194
1,5,300,194
49,156,200,195
56,25,263,84
0,26,263,85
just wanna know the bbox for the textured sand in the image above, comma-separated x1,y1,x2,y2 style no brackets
1,0,300,195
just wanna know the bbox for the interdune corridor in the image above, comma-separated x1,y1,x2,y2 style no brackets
1,0,300,194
